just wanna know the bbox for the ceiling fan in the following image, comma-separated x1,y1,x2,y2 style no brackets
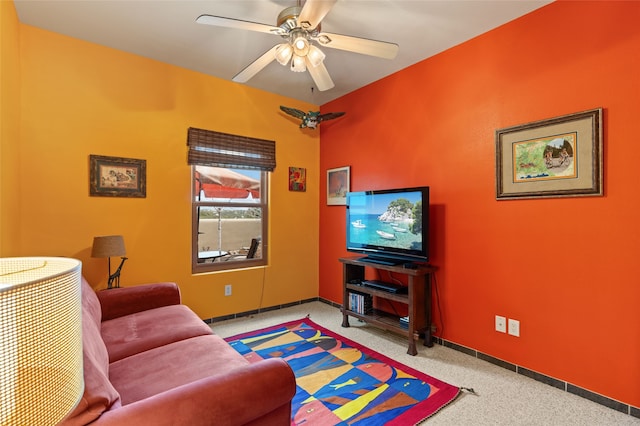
196,0,399,91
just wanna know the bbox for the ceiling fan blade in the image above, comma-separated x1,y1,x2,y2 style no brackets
298,0,337,30
196,14,283,35
316,32,399,59
233,45,280,83
305,58,335,91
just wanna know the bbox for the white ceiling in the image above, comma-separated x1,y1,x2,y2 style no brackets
14,0,552,106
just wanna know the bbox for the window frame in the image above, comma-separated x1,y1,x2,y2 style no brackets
191,168,268,273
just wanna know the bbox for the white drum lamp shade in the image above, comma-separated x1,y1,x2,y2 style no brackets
0,257,84,425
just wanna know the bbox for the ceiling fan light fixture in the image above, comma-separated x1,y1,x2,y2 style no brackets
292,36,309,56
291,54,307,72
275,43,293,66
307,45,325,67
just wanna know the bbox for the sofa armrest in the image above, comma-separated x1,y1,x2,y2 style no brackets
93,358,295,426
97,282,182,321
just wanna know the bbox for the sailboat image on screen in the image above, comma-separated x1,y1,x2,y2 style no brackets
351,219,366,229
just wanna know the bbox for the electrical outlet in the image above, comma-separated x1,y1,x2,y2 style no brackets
224,284,232,296
508,318,520,337
495,315,507,333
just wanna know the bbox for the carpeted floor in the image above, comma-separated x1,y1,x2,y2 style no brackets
211,301,639,426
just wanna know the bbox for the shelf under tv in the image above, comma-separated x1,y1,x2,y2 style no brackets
339,256,435,356
343,308,413,337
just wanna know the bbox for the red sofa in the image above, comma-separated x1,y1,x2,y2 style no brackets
61,278,296,425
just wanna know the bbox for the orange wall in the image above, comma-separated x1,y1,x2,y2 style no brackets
12,23,319,319
0,0,21,255
320,1,639,408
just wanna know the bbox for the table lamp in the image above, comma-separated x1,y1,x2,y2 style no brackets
91,235,127,288
0,257,84,425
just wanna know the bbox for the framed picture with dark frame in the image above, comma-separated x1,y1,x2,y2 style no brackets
496,108,603,200
327,166,350,205
89,155,146,198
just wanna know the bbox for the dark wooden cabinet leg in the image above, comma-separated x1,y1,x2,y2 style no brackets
407,341,417,356
342,312,350,328
424,328,433,347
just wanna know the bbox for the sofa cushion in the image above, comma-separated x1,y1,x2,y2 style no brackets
61,279,120,425
101,304,213,362
109,334,249,405
97,282,182,321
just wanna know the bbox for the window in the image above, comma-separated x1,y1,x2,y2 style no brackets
187,128,275,272
193,166,267,271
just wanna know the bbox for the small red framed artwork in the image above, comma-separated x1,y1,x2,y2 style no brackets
289,167,306,192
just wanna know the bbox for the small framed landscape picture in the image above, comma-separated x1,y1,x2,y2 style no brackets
327,166,350,205
89,155,146,198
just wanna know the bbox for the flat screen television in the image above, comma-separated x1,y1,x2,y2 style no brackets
346,186,429,265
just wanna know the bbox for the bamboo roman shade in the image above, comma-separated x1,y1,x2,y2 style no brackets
187,127,276,171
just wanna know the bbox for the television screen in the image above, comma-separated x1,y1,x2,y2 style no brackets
346,187,429,265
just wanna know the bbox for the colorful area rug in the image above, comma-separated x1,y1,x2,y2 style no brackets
225,318,460,425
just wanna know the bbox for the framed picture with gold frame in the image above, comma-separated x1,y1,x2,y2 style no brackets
496,108,603,200
89,155,146,198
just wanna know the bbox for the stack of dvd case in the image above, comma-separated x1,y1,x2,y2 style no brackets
348,292,373,315
400,316,409,329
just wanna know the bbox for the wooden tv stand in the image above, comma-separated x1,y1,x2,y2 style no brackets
339,256,435,356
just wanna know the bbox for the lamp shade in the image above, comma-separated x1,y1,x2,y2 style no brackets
291,54,307,72
91,235,126,258
275,43,293,66
307,45,326,68
0,257,83,425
